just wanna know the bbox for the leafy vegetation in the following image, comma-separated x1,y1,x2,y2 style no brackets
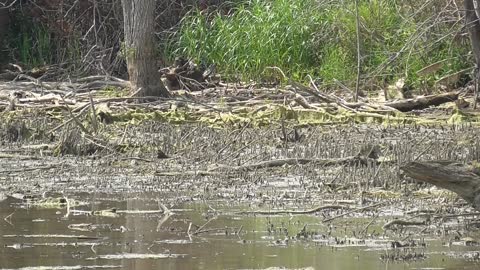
7,15,53,68
3,0,473,91
167,0,471,89
5,11,83,70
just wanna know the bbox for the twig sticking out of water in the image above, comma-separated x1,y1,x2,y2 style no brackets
3,210,15,226
192,217,217,235
187,222,193,240
156,202,174,232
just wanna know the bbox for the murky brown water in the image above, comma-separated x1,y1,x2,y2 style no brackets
1,193,479,270
2,122,480,269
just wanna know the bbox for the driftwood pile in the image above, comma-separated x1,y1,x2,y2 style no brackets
0,62,469,119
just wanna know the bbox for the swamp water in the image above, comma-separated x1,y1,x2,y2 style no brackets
0,193,479,270
2,124,480,269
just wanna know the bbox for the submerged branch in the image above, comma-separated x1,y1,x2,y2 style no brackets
236,205,348,215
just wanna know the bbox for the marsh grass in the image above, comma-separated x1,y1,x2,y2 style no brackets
7,13,82,70
168,0,471,89
10,16,53,68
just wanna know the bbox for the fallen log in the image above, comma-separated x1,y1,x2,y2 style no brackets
401,161,480,209
384,92,459,112
382,219,426,230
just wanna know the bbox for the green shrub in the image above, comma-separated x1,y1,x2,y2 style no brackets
8,15,53,68
168,0,323,81
167,0,471,90
6,12,82,70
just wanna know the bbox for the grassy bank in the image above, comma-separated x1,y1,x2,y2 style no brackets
167,0,471,90
2,0,472,93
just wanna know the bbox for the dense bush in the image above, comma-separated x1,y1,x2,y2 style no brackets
168,0,471,89
3,0,208,77
3,0,473,91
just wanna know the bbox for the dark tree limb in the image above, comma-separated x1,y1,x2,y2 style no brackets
382,219,426,230
236,205,348,215
401,161,480,209
211,156,378,172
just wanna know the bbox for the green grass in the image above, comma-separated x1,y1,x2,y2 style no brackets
6,13,81,69
168,0,322,81
12,19,53,68
167,0,471,89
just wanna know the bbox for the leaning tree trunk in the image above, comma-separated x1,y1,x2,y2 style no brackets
402,161,480,210
465,0,480,64
464,0,480,108
121,0,169,97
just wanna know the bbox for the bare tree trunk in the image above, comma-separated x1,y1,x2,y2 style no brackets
465,0,480,108
121,0,169,97
402,161,480,209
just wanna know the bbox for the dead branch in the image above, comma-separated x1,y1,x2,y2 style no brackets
236,204,348,215
383,92,459,112
0,164,63,174
292,81,357,112
75,75,127,83
19,94,76,105
382,219,426,230
193,217,217,235
211,156,377,172
322,201,387,222
77,80,130,92
0,153,40,160
191,227,240,235
89,93,98,134
154,170,221,177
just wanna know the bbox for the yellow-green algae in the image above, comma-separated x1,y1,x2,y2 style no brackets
447,109,480,124
31,197,86,209
101,104,449,128
3,102,480,130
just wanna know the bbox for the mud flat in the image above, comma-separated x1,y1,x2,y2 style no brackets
1,121,480,269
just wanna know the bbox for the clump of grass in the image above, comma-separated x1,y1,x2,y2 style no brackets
7,14,53,68
323,0,470,88
6,12,83,70
54,127,100,156
0,120,30,142
167,0,471,90
169,0,323,81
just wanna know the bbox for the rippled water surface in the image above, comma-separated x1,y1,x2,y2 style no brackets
1,193,479,270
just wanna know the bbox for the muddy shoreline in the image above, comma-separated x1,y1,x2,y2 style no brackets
2,118,480,269
2,121,479,194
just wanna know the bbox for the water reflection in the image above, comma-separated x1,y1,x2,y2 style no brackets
0,194,478,270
